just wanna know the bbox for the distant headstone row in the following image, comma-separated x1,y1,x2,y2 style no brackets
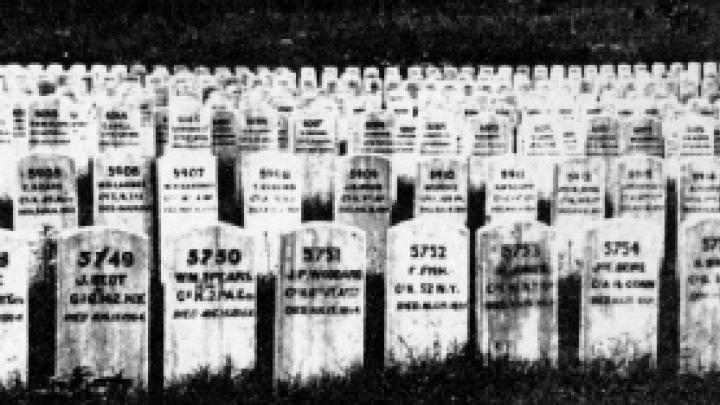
0,62,720,161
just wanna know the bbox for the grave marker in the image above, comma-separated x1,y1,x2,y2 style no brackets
240,152,302,274
238,100,279,154
415,157,468,225
386,218,468,364
163,224,258,381
56,227,149,385
98,97,155,156
584,107,621,157
581,219,662,367
208,94,238,159
465,112,512,157
680,217,720,373
93,154,153,235
157,152,218,235
520,109,561,157
274,223,366,382
553,158,606,279
553,158,606,225
0,99,27,156
614,156,666,222
356,110,394,155
0,231,30,383
292,106,337,211
418,107,461,156
620,113,664,157
389,100,418,155
168,96,212,151
477,221,558,361
29,96,96,159
678,158,720,223
480,157,539,224
665,112,715,157
15,153,78,237
335,155,391,274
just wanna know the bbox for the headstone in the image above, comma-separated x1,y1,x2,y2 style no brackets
335,155,391,274
581,219,662,367
240,151,302,230
321,66,339,90
407,66,423,81
268,91,296,151
553,158,605,225
703,62,718,79
9,98,29,150
93,154,153,235
520,108,561,157
418,107,462,156
169,73,199,99
155,107,169,157
679,217,720,373
28,96,96,159
238,100,279,154
389,100,418,155
513,71,532,92
665,112,715,157
386,218,468,364
157,152,218,236
620,112,664,157
555,104,585,156
477,221,558,361
0,99,27,157
299,66,317,93
167,96,212,151
568,65,582,81
15,153,78,238
356,110,394,155
415,157,468,226
239,152,302,274
363,78,383,110
550,65,565,82
274,223,366,382
341,97,370,153
0,231,30,383
618,64,632,81
584,106,621,157
98,97,155,156
634,63,649,77
465,111,513,157
479,156,539,224
292,105,337,210
208,93,238,160
553,158,606,279
678,157,720,223
614,156,666,222
292,106,337,154
533,65,549,82
163,224,258,381
56,227,149,385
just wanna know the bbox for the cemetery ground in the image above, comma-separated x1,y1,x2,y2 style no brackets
1,355,720,403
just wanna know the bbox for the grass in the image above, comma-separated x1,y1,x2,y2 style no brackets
3,353,720,404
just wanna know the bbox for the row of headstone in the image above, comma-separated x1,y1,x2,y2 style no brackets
6,93,720,160
8,215,720,384
9,152,717,238
0,62,715,93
